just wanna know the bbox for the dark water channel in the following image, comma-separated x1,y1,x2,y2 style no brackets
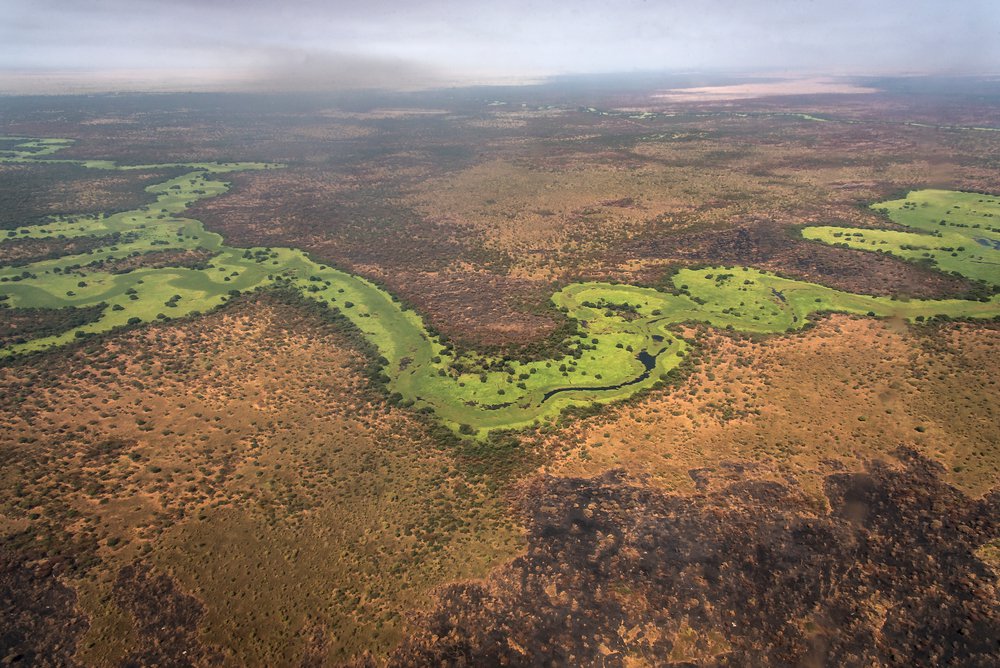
541,350,660,402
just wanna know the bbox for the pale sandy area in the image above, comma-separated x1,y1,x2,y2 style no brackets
654,77,879,102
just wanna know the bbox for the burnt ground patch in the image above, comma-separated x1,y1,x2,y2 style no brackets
86,248,216,274
0,304,105,348
0,164,182,229
382,270,563,348
112,564,222,667
382,448,998,667
0,549,89,666
0,234,120,268
187,167,488,274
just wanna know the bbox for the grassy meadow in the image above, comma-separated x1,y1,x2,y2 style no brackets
803,189,1000,285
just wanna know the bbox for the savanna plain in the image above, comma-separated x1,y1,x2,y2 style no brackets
1,75,999,666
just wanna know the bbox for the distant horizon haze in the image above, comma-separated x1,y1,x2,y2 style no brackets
2,0,999,93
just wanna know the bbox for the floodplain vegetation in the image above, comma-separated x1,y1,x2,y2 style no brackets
2,138,996,435
1,83,998,666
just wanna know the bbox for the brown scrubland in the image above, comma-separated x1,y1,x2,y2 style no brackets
1,81,997,664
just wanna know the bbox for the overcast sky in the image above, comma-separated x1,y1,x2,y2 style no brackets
2,0,999,90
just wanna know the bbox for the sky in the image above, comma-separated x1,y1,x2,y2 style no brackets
2,0,999,91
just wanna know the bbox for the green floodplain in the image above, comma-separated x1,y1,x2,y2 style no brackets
803,188,1000,284
2,137,998,435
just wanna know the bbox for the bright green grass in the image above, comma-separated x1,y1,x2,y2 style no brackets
2,138,998,435
802,189,1000,286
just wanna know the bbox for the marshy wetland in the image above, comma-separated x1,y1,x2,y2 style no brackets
3,137,997,436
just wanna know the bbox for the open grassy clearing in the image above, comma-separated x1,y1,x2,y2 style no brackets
2,138,998,435
803,189,1000,285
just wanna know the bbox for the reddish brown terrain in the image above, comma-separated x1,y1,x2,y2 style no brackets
1,78,997,665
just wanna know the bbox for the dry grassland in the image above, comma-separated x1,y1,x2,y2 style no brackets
540,316,999,499
0,297,522,665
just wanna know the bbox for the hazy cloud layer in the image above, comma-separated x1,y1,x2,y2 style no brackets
2,0,998,91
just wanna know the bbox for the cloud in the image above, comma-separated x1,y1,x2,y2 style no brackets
233,47,449,91
1,0,998,92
